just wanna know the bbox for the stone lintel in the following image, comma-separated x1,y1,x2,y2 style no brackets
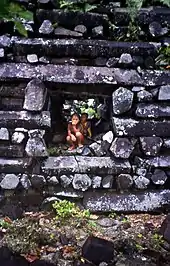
83,190,170,212
0,63,170,86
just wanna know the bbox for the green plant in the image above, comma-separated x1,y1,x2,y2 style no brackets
58,0,97,12
52,200,90,220
0,218,11,229
151,233,164,249
0,0,33,37
156,45,170,68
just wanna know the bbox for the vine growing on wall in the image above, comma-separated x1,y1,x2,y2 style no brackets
0,0,33,37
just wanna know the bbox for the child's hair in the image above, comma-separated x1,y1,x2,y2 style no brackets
71,113,80,120
81,113,88,118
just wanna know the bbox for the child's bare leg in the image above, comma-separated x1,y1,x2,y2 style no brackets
76,132,84,147
66,136,76,150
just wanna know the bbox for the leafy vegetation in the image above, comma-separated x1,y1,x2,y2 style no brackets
0,0,33,37
156,45,170,69
58,0,97,12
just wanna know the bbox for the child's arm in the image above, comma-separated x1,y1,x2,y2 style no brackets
67,123,72,136
87,122,92,137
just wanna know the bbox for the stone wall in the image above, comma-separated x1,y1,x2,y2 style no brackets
0,0,170,217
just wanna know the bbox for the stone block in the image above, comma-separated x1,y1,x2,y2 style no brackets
136,103,170,118
1,97,23,111
0,145,24,157
0,128,9,140
0,111,51,129
91,176,102,188
112,87,134,115
146,156,170,168
23,78,47,111
158,85,170,100
0,158,32,173
116,174,133,190
110,138,134,158
83,190,170,212
139,137,163,156
25,130,48,157
102,175,114,188
72,174,91,191
0,174,19,189
151,169,167,185
112,117,170,137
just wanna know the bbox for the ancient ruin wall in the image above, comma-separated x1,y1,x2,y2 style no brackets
0,0,170,217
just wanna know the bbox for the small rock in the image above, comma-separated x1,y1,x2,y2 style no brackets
163,138,170,148
92,176,102,188
89,142,106,156
102,131,114,144
20,174,31,189
0,35,11,47
74,24,87,34
97,218,114,227
30,174,46,188
134,175,150,189
0,128,9,140
92,26,103,37
132,86,145,92
119,53,133,64
151,169,167,185
136,168,147,176
112,87,134,115
48,176,59,185
0,48,4,58
137,90,153,102
81,147,92,156
102,175,114,188
54,27,82,37
25,129,48,157
0,174,19,189
117,174,133,190
27,54,38,63
149,21,168,37
39,20,54,34
106,57,119,68
60,175,72,188
158,85,170,100
73,174,91,191
110,138,134,159
11,132,25,144
38,0,50,3
139,137,163,156
39,56,50,64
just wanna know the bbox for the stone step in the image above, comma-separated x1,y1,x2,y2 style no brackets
0,111,51,129
83,190,170,212
112,117,170,137
0,63,170,86
11,37,160,58
0,158,32,173
36,9,109,29
41,156,131,175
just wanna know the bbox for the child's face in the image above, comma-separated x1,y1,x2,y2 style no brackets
81,115,87,123
72,115,79,125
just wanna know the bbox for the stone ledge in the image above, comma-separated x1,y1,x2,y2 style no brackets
83,190,170,212
0,63,170,86
41,156,131,175
112,117,170,137
0,158,32,173
11,37,160,57
0,111,51,129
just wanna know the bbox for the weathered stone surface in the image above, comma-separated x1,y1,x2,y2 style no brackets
48,175,59,185
83,190,170,212
117,174,133,190
102,175,114,188
25,129,48,157
0,174,19,189
149,21,168,37
74,24,87,34
158,85,170,100
0,145,24,158
11,37,160,58
0,35,11,48
151,169,167,185
23,78,47,111
1,63,170,86
163,138,170,148
11,132,25,144
89,142,106,156
0,128,9,140
146,156,170,168
27,54,38,63
97,218,114,227
119,53,132,64
132,86,145,92
0,158,31,173
0,48,4,58
39,20,54,34
139,137,163,156
72,174,91,191
112,117,170,137
133,175,150,189
92,176,102,188
112,87,133,115
0,111,51,129
20,174,31,189
102,131,114,144
54,27,83,37
92,26,103,37
137,90,153,102
41,156,78,175
0,84,25,97
136,103,170,118
48,188,84,198
110,138,134,158
1,97,23,110
30,174,46,188
76,156,131,175
60,175,72,188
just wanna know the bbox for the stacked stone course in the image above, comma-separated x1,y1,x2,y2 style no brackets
0,0,170,217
